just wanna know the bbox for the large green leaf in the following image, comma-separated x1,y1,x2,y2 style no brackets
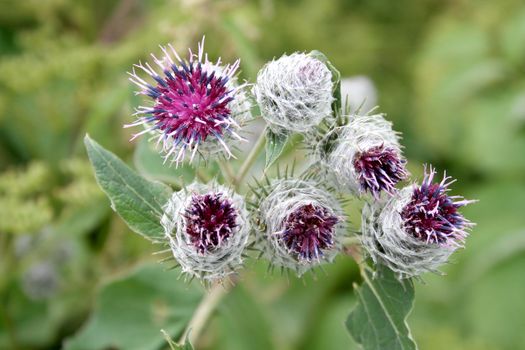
64,263,203,350
84,135,172,241
346,265,417,350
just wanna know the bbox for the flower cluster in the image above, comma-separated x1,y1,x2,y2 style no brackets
125,39,475,282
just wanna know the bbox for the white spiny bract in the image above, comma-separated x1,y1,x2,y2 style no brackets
253,179,345,276
160,182,250,282
253,52,334,134
325,114,407,198
361,167,475,278
126,38,251,166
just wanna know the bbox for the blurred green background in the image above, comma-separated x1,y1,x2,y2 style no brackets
1,0,524,349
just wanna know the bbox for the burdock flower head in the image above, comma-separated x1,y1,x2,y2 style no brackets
253,52,334,134
361,166,475,278
252,178,345,275
161,183,250,282
326,114,408,198
127,38,250,166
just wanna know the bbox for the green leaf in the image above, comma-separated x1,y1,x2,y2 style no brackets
265,128,289,170
84,135,172,241
309,50,342,120
64,263,203,350
346,265,417,350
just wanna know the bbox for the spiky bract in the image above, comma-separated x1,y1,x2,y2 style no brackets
252,178,345,276
127,38,251,166
361,166,475,278
253,52,334,135
161,182,250,282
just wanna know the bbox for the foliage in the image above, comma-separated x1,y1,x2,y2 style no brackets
346,265,416,350
85,135,172,242
64,264,203,350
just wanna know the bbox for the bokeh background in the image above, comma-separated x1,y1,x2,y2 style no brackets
1,0,525,349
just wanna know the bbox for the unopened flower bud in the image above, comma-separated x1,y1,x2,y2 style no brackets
253,52,334,134
327,114,408,198
161,183,250,282
252,179,345,276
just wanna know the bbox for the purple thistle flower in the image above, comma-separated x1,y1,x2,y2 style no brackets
184,192,238,254
353,145,408,198
401,166,474,246
324,114,407,198
360,165,476,278
127,38,248,165
280,203,339,262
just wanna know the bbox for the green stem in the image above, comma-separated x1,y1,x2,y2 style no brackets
217,159,235,184
343,237,365,271
234,128,267,189
342,236,361,246
177,129,267,346
196,168,211,183
178,282,230,346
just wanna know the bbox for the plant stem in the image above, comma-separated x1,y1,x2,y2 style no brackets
195,168,211,183
177,129,267,346
178,282,230,346
234,127,267,188
217,159,235,184
342,236,361,246
343,237,364,269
